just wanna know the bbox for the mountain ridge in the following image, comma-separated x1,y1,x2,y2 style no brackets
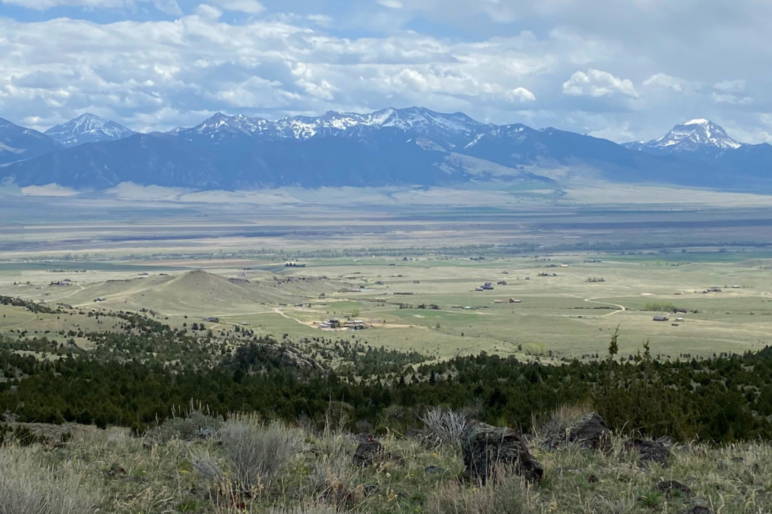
45,113,135,148
2,108,771,192
624,118,743,156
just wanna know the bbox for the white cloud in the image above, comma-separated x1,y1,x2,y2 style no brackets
195,4,222,20
643,73,685,92
307,14,333,27
712,92,752,105
3,0,772,142
563,69,638,98
714,79,745,93
1,0,182,14
378,0,403,8
505,87,536,102
209,0,264,14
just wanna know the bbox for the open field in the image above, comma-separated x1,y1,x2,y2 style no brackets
3,188,772,361
3,248,772,361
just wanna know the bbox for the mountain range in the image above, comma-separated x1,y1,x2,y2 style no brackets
1,108,770,192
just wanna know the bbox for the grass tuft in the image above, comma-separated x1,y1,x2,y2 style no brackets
0,444,100,514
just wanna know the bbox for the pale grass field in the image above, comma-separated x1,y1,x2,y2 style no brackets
3,252,772,360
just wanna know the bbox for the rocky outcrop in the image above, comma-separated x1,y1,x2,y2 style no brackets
352,435,403,467
353,436,383,466
545,412,612,453
623,438,672,466
460,421,543,483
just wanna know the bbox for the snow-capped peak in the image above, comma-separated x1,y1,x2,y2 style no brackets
45,113,135,148
659,119,742,151
626,118,743,154
178,107,487,142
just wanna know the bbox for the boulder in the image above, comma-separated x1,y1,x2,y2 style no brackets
460,421,543,483
683,507,711,514
353,436,383,466
655,480,692,497
623,438,672,466
546,412,612,452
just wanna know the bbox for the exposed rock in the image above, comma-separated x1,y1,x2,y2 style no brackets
424,465,445,475
656,435,675,448
655,480,692,497
105,463,126,479
460,421,543,483
623,438,672,466
353,436,383,466
546,412,612,453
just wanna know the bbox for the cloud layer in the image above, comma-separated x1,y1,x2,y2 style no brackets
1,0,771,143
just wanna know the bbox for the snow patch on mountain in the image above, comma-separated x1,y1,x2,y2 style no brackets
180,107,487,142
626,119,743,154
45,114,135,148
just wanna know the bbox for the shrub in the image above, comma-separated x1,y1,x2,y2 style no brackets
644,302,678,312
147,408,222,443
219,416,305,492
190,449,225,484
0,445,100,514
420,407,467,448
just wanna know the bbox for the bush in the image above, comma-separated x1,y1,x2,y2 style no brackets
644,302,678,312
0,445,100,514
219,416,305,492
147,408,222,443
426,474,527,514
420,407,467,448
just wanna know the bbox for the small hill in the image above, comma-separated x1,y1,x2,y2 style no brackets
63,270,347,315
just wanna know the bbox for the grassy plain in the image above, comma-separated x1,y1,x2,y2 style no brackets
4,190,772,361
3,248,772,361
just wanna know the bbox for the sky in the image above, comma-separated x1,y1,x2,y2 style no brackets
1,0,771,143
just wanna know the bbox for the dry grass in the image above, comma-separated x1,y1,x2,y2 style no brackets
426,473,528,514
1,414,770,514
217,415,306,494
421,407,468,448
0,444,100,514
531,403,594,440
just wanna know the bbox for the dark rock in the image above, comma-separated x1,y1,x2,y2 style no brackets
656,435,674,448
353,436,383,466
460,421,543,483
623,438,672,466
547,412,612,453
353,433,373,444
655,480,692,497
105,463,126,479
425,465,445,475
383,451,405,466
